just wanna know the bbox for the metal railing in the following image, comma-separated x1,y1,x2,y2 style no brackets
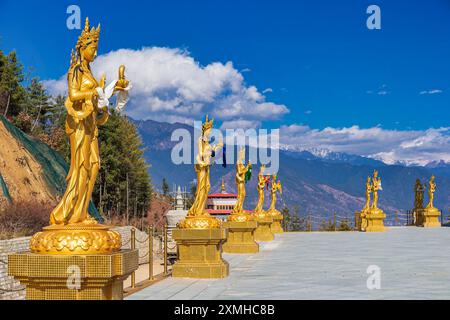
128,223,174,289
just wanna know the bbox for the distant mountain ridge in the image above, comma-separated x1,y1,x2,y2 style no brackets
132,118,450,225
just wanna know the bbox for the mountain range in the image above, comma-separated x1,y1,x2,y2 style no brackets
133,118,450,226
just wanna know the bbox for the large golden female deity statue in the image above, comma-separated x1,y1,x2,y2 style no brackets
30,18,130,254
179,115,223,229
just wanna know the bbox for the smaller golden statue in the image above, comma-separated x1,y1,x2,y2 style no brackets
179,115,223,229
371,170,381,209
421,175,441,227
228,147,253,222
356,170,386,232
364,176,372,211
267,174,282,216
412,178,425,226
253,165,268,218
266,174,284,233
426,175,436,209
252,165,274,241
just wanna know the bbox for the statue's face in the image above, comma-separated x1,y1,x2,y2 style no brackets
82,41,98,62
203,128,211,140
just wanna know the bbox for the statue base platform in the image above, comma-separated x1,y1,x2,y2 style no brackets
253,214,274,242
422,207,441,228
8,249,138,300
355,210,367,231
172,228,229,278
270,214,284,233
223,220,259,254
364,208,386,232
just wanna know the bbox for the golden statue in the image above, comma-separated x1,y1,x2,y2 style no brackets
179,115,223,229
364,176,372,211
252,166,275,240
414,178,425,209
426,175,436,209
421,175,441,227
266,174,283,233
371,170,381,209
30,18,130,254
254,164,267,216
228,147,253,222
267,174,282,215
356,170,386,232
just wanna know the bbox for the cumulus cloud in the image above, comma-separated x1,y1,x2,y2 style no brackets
43,47,288,124
279,124,450,166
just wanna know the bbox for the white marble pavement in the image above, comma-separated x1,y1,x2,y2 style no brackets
127,227,450,300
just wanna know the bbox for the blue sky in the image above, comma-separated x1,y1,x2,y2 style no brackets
0,0,449,164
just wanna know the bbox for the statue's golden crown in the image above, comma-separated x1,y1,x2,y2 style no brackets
202,115,214,132
76,17,100,51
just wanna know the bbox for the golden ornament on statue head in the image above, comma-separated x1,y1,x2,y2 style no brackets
179,115,223,229
30,17,131,255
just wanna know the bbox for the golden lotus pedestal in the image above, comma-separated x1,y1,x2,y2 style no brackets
8,250,138,300
223,220,259,254
421,207,441,228
363,208,386,232
253,214,274,242
172,227,229,278
270,214,284,234
8,223,138,300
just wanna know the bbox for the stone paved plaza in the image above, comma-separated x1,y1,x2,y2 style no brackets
128,227,450,300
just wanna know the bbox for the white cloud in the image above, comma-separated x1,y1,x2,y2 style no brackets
262,88,273,94
43,47,289,123
279,124,450,166
419,89,442,95
220,119,261,130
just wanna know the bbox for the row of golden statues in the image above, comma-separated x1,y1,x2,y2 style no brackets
356,171,441,232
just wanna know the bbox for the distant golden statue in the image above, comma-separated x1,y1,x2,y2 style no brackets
356,170,386,232
232,147,252,214
371,170,381,209
180,115,223,229
267,174,282,215
426,175,436,209
228,147,253,223
30,18,130,254
414,178,425,209
364,176,372,211
254,164,267,214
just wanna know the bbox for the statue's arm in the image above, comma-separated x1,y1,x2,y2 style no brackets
66,69,96,120
67,70,96,102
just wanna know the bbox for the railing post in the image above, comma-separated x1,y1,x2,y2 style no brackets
148,225,154,281
163,224,168,276
131,227,136,288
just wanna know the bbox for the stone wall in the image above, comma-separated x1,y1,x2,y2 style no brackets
0,226,163,300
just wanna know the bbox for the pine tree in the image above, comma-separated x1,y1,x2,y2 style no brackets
0,50,27,117
93,111,153,218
